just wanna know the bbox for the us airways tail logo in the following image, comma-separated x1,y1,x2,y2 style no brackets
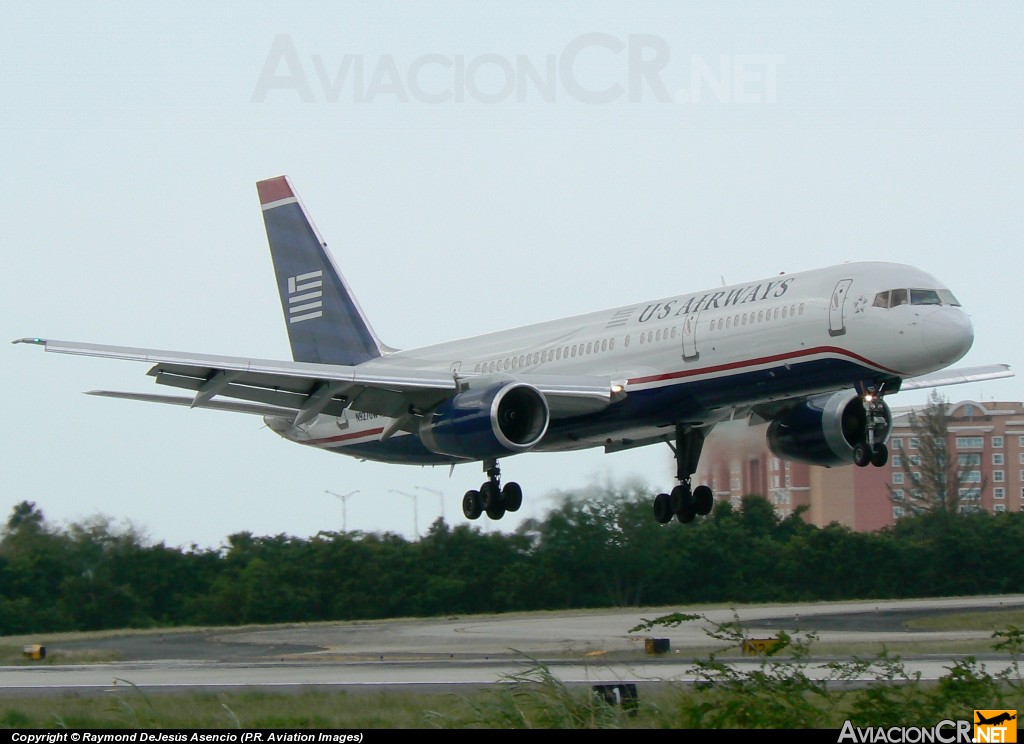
288,271,323,323
975,710,1017,743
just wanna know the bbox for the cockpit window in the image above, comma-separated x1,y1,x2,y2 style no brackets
872,288,960,309
910,289,941,306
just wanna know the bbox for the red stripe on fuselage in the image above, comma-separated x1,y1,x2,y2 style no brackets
306,427,386,446
627,346,902,387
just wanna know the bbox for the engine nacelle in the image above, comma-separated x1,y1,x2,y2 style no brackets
419,382,550,461
766,391,892,467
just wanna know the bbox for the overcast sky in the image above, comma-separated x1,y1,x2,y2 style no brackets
3,2,1022,549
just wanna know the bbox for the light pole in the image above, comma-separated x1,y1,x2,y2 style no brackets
389,489,419,538
325,490,359,532
415,486,445,524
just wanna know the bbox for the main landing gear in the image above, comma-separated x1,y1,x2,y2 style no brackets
853,387,890,469
462,458,523,521
653,425,715,525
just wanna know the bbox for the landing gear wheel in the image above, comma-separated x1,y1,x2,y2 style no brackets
653,493,673,524
669,484,692,514
871,443,889,468
480,481,501,510
671,484,696,523
502,482,523,512
462,490,482,520
853,442,872,467
693,485,714,516
485,500,506,520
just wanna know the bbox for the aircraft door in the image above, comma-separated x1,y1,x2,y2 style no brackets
829,279,853,337
682,309,701,361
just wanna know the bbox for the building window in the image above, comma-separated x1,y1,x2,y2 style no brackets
993,436,1004,448
994,488,1006,500
893,506,905,519
892,455,903,468
995,504,1006,512
1019,435,1024,447
892,489,905,501
963,470,982,483
959,453,981,466
1019,453,1024,465
956,436,984,449
891,438,903,450
892,473,905,485
909,438,920,449
959,488,982,501
994,453,1004,465
910,455,922,467
994,471,1005,483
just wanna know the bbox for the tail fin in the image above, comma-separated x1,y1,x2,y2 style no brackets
257,176,386,366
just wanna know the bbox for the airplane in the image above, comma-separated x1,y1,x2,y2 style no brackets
977,712,1016,727
15,176,1014,526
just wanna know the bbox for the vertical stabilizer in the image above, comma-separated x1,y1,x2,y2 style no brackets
257,176,386,366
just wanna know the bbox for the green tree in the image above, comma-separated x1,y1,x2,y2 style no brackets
889,390,983,526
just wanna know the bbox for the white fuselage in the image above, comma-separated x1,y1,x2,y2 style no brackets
276,261,973,463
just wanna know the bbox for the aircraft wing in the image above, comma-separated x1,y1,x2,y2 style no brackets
14,338,618,424
899,364,1013,391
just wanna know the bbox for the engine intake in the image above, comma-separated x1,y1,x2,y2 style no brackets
766,391,892,468
419,382,550,461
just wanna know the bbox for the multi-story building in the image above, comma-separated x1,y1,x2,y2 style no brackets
695,399,1024,531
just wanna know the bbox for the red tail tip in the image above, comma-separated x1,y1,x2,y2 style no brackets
257,176,294,205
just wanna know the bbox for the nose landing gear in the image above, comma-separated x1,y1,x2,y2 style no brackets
854,386,891,468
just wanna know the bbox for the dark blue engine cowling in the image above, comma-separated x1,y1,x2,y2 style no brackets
419,382,550,461
766,391,892,467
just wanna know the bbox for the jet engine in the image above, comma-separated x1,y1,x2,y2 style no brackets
419,382,550,461
766,391,892,467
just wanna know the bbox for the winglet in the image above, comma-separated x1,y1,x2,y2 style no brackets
13,337,46,346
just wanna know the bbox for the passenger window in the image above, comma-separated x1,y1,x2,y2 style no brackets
609,338,615,350
624,335,630,348
586,342,592,354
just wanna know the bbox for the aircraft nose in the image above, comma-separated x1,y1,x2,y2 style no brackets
921,307,973,366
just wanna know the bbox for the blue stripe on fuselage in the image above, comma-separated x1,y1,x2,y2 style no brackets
318,355,887,464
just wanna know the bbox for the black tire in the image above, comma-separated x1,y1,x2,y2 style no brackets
462,490,482,520
480,481,501,509
502,482,523,512
853,442,871,467
669,484,693,514
485,500,506,520
653,493,673,524
871,443,889,468
693,485,714,516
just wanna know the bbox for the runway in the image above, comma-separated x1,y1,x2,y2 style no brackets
3,595,1022,695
